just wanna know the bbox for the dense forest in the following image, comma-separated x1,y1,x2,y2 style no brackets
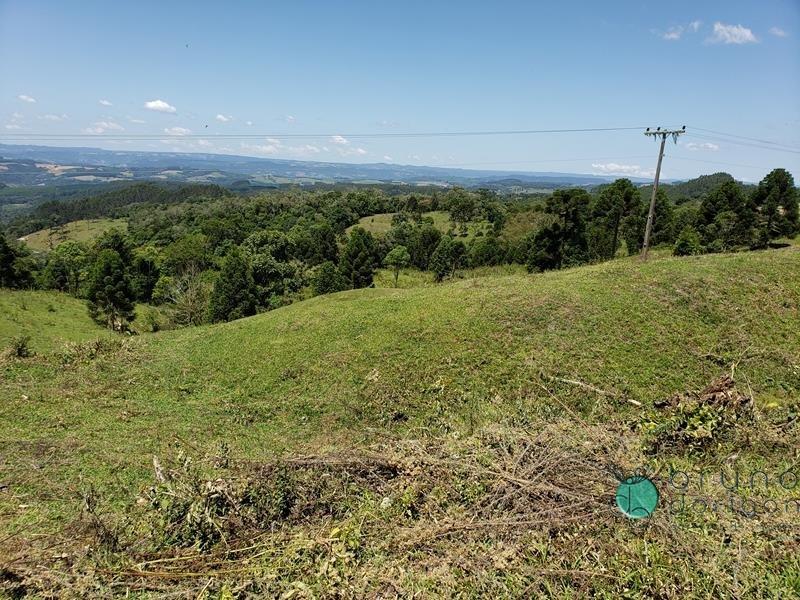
1,168,797,331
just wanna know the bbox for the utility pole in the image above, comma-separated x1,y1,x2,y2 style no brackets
641,126,685,260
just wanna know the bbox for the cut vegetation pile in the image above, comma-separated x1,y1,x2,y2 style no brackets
646,375,755,454
5,416,799,598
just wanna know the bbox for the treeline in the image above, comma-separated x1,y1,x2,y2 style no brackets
0,168,796,331
8,182,235,236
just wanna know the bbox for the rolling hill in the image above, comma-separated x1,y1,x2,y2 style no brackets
18,218,127,251
1,248,799,597
0,143,652,190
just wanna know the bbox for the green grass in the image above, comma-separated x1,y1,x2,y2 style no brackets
0,290,112,353
19,218,127,251
349,210,489,240
2,248,799,596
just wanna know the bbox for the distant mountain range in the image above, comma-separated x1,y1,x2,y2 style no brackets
0,143,655,190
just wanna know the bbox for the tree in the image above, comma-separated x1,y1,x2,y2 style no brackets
698,180,756,251
92,229,133,266
447,188,476,236
241,230,304,307
383,245,410,287
339,227,377,289
484,201,507,235
86,249,136,331
0,235,33,289
162,233,210,276
312,261,347,295
208,248,257,323
673,226,702,256
526,189,591,271
620,189,672,255
751,168,798,244
589,179,641,260
162,266,210,326
408,223,441,270
131,245,161,302
40,241,87,295
526,222,563,272
429,236,465,281
469,234,504,267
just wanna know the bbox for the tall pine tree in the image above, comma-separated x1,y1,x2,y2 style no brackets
339,227,377,289
86,249,136,331
208,247,257,322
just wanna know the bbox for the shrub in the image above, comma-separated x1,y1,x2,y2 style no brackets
9,335,33,358
312,261,347,296
673,225,703,256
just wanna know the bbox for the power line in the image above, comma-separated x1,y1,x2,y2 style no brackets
684,133,800,155
667,154,776,171
435,155,654,168
0,126,647,141
688,126,800,152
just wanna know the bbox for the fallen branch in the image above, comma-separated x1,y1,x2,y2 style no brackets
546,375,642,407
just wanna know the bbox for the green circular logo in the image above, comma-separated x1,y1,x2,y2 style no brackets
615,476,659,519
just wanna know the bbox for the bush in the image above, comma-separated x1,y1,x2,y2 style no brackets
9,335,33,358
312,261,347,296
673,225,702,256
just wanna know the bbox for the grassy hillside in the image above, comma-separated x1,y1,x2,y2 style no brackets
0,290,112,353
19,218,127,251
2,249,799,597
349,210,489,239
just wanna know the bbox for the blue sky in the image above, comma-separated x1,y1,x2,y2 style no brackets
1,0,798,181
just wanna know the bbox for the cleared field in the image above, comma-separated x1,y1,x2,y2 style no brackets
1,248,799,596
19,218,128,251
349,210,490,240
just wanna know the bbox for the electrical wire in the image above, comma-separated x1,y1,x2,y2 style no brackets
0,126,647,141
684,133,800,155
687,126,800,152
666,154,776,171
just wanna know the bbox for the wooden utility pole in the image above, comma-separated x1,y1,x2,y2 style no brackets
641,126,685,260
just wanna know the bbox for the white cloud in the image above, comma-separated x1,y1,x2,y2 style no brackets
241,139,323,158
285,115,296,124
383,155,393,161
707,22,757,44
197,139,212,147
330,135,350,145
144,99,177,113
164,126,191,136
660,20,702,41
215,113,232,122
127,116,146,124
355,147,367,155
684,142,719,151
591,163,654,178
99,99,113,106
83,121,125,134
5,112,25,129
17,94,36,103
769,27,787,38
40,113,68,121
242,141,280,155
245,120,253,126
